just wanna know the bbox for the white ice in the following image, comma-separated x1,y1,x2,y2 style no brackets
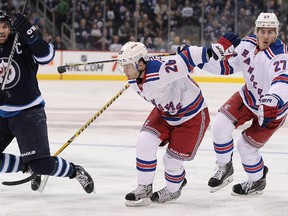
1,80,287,216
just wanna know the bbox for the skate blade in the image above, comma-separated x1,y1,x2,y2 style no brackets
210,176,233,193
125,198,151,207
231,190,264,196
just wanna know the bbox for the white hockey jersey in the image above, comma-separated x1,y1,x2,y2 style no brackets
201,35,288,119
128,46,209,126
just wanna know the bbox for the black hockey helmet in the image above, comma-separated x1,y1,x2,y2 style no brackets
0,10,11,27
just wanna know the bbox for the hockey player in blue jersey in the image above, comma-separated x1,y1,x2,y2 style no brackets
0,10,94,193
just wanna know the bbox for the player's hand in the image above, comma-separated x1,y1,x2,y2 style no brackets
177,44,190,54
12,14,37,41
211,32,241,60
258,94,280,127
0,90,10,105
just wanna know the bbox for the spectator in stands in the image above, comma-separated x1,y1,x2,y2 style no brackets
52,35,67,50
181,0,193,24
154,36,166,53
109,35,122,52
75,18,90,50
169,35,181,53
117,20,131,44
55,0,69,33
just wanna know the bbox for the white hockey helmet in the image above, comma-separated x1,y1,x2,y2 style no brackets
254,12,279,35
118,41,148,67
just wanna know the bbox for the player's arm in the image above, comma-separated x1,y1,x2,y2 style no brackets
258,64,288,127
12,14,55,65
176,45,210,73
178,32,241,75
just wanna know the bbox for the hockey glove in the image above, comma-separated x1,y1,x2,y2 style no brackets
177,44,190,54
0,89,10,105
258,94,280,127
12,14,37,42
211,32,241,60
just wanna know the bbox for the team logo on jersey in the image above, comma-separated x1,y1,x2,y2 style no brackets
0,57,21,89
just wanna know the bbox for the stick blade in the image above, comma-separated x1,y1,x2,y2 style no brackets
2,174,36,186
57,66,67,74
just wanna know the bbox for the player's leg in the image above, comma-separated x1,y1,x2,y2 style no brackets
125,131,160,206
231,135,267,195
151,108,209,203
231,117,286,195
11,106,94,193
150,153,187,203
208,112,235,192
208,92,254,192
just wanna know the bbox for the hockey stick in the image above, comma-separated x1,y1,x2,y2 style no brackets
57,59,118,74
57,53,176,74
2,84,130,187
1,0,29,90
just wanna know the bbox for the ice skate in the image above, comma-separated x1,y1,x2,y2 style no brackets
231,166,268,196
125,184,153,207
31,174,41,191
74,165,94,194
150,178,187,203
208,161,234,193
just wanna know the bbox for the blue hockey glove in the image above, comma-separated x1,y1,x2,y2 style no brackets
258,94,280,127
12,14,37,42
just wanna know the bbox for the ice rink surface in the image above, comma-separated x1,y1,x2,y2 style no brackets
1,80,287,216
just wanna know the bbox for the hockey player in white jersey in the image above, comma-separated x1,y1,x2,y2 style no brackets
118,34,240,206
200,12,288,195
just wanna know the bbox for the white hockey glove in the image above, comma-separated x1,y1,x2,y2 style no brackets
258,94,280,127
211,32,241,61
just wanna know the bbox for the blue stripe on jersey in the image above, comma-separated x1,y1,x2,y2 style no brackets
165,170,186,184
213,140,234,154
0,99,45,118
272,74,288,85
242,35,257,46
33,44,55,64
264,49,272,60
145,72,160,83
136,158,157,172
161,93,204,122
179,50,196,71
241,86,258,111
269,38,288,55
242,157,264,174
219,60,234,75
146,60,162,75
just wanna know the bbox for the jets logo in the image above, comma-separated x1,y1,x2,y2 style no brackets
0,57,21,89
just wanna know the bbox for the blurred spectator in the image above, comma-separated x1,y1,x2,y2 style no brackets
55,0,69,33
75,18,90,50
3,0,288,52
109,35,122,52
181,0,193,24
169,35,181,53
117,21,132,44
52,35,67,50
145,36,155,52
88,21,102,50
154,36,166,52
